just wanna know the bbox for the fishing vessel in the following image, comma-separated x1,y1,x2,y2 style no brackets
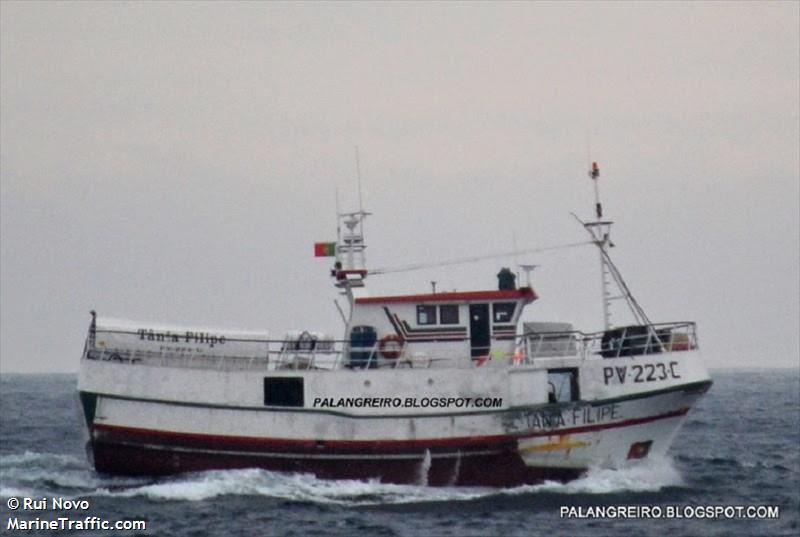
77,163,712,486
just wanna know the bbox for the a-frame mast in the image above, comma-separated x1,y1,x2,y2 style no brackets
581,162,653,330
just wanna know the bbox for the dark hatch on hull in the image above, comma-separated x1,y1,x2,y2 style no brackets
264,377,304,407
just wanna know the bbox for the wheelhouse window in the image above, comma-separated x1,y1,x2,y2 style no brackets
417,305,437,325
439,305,459,325
493,302,516,323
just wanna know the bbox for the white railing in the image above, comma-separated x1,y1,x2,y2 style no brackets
84,327,344,371
82,322,698,372
522,322,698,361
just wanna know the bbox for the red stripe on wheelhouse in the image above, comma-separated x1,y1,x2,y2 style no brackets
356,288,537,304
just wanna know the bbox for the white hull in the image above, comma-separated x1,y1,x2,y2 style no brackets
79,348,711,485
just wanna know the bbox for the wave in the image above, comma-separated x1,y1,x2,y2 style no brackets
93,469,493,505
1,451,83,468
1,451,684,505
506,456,685,496
0,451,149,498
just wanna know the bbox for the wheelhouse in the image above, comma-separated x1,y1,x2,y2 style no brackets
347,287,536,367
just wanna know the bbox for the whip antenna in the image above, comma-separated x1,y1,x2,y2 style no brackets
355,146,364,214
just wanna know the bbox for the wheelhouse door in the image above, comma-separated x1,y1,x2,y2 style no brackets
469,304,490,358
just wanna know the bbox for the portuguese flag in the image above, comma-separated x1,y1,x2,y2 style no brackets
314,242,336,257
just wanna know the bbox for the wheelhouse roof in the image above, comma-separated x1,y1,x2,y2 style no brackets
354,287,537,305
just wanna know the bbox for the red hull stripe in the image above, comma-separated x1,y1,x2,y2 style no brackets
524,406,689,438
94,423,514,452
93,407,689,453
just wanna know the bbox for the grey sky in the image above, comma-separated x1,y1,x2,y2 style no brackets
1,1,798,373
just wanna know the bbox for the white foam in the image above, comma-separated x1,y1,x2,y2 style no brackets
1,451,148,497
0,486,37,499
97,468,493,505
2,450,686,505
0,451,83,467
503,456,685,496
97,458,682,504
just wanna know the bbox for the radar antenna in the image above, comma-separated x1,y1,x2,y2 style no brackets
328,150,372,298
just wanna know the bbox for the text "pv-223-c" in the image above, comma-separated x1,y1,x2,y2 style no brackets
603,362,681,385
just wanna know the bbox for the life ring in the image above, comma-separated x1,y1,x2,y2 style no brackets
378,334,404,359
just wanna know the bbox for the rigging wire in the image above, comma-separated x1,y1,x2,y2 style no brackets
370,240,593,275
597,246,653,327
570,213,654,329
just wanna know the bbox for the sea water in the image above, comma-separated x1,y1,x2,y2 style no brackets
1,370,797,536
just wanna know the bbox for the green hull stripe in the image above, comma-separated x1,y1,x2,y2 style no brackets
590,379,712,407
85,379,712,420
79,391,98,426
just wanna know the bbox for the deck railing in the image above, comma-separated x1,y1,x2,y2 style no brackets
82,322,697,371
523,322,698,361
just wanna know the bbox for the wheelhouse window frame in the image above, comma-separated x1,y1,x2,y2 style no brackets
439,304,460,325
416,305,437,326
493,302,516,323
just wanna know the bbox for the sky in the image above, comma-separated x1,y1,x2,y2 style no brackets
1,1,798,373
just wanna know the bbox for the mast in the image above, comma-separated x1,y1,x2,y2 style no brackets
584,162,614,330
580,162,652,330
331,150,371,300
336,209,369,280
